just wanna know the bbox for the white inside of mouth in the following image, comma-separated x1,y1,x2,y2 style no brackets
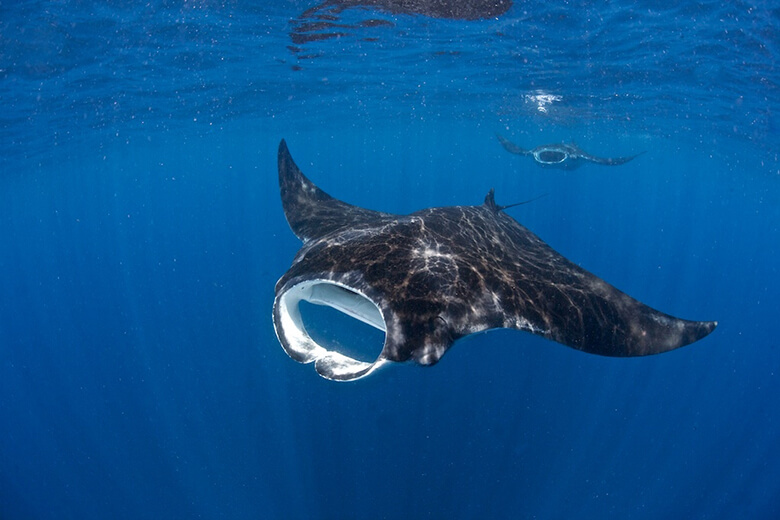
276,279,388,381
304,281,386,332
534,150,568,164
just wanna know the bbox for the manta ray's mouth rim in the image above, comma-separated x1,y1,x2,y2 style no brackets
533,149,569,164
272,278,389,381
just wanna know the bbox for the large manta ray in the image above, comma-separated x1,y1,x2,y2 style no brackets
273,140,716,381
497,134,645,170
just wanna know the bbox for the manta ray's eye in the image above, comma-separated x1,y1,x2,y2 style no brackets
536,150,567,164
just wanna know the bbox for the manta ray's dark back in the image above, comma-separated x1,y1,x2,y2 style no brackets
273,139,717,381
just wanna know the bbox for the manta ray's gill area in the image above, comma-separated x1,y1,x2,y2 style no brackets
274,140,717,381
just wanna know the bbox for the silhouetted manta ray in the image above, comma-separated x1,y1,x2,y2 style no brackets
273,140,716,381
290,0,511,47
497,134,645,170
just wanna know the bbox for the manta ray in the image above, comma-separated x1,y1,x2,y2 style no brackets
300,0,512,20
290,0,511,47
273,140,716,381
497,134,645,170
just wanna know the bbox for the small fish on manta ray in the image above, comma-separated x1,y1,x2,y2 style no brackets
272,139,716,381
497,134,645,170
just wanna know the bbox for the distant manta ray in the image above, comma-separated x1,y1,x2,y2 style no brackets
273,140,716,381
290,0,512,46
497,134,645,170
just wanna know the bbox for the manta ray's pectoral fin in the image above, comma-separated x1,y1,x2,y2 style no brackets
489,235,718,357
536,290,718,357
578,150,646,166
496,134,531,155
480,191,716,357
278,140,394,242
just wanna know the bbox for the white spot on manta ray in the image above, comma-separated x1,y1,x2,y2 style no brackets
422,246,448,260
514,317,549,335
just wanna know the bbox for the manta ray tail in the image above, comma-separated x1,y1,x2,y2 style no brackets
484,189,548,212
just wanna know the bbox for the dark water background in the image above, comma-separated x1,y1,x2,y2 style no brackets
1,1,779,518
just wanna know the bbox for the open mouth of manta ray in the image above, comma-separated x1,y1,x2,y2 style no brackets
533,149,568,164
273,279,389,381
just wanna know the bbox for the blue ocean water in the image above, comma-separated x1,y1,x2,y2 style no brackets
1,1,778,518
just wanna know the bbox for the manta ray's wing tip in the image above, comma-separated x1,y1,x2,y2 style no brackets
692,319,718,343
684,319,718,349
704,320,718,335
653,317,717,355
278,139,293,171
